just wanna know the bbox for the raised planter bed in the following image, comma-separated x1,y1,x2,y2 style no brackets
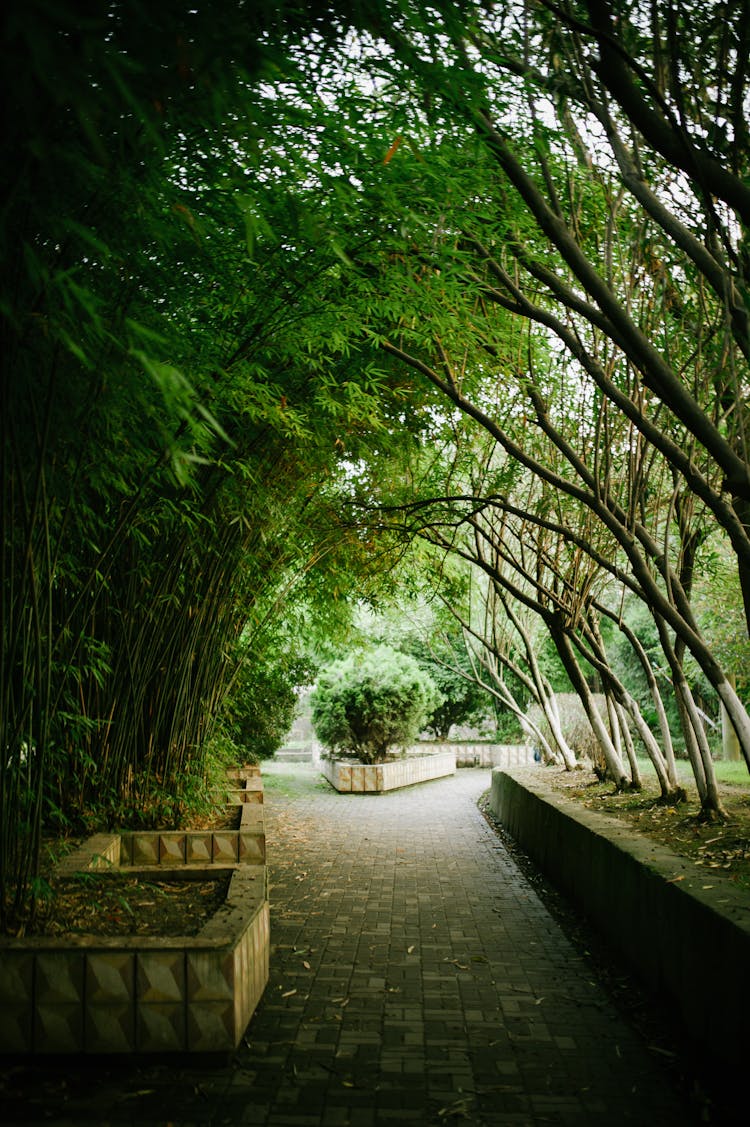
0,766,269,1056
321,749,456,793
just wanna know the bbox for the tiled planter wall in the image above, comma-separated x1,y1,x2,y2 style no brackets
321,750,456,793
420,742,536,769
0,766,269,1056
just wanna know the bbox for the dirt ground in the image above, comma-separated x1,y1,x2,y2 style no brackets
539,764,750,892
33,872,231,938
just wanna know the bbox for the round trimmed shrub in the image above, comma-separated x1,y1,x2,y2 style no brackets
310,645,441,764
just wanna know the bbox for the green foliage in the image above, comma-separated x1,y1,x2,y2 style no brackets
311,644,440,763
692,536,750,705
0,0,421,928
494,708,525,743
534,635,575,696
604,599,683,740
217,629,316,760
417,655,493,739
4,0,750,926
391,627,496,739
354,596,497,738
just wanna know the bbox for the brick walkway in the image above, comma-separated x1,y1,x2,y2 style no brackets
0,763,703,1126
239,764,697,1127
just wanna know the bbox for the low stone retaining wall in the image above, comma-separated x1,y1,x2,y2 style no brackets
490,768,750,1071
0,767,269,1056
321,750,456,793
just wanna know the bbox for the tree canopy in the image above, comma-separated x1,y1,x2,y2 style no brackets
3,0,750,929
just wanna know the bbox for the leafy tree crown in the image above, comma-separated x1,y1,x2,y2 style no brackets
311,644,441,763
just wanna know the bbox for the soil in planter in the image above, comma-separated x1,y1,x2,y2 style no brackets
181,804,242,831
32,872,232,938
19,802,244,939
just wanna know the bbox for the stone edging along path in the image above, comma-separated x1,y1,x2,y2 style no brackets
490,767,750,1073
0,767,269,1057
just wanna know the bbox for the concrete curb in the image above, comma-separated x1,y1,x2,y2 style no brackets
490,767,750,1071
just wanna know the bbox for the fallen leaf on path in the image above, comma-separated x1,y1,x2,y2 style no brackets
437,1096,473,1120
649,1044,678,1058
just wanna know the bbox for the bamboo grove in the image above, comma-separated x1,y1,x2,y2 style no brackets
0,0,413,931
3,1,750,930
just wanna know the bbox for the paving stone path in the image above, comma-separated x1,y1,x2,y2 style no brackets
0,762,703,1126
242,764,697,1127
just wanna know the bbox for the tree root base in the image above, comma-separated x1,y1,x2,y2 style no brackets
656,787,688,807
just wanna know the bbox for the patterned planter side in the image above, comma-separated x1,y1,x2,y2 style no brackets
321,750,456,793
0,775,269,1056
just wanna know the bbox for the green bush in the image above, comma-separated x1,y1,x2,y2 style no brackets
216,628,315,760
310,645,441,764
403,640,497,739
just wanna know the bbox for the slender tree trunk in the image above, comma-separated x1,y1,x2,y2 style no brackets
609,694,645,793
732,497,750,637
675,676,727,817
715,677,750,772
551,623,628,788
496,588,578,768
620,689,683,801
539,687,578,770
614,698,642,790
601,608,680,786
469,645,564,766
721,672,742,762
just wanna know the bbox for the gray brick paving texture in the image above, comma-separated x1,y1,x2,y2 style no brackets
0,763,713,1125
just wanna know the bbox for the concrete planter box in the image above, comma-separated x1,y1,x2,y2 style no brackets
490,767,750,1072
225,772,264,806
321,750,456,793
0,767,269,1056
419,741,536,769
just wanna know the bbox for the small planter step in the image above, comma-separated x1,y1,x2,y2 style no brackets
321,750,456,793
225,765,264,805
